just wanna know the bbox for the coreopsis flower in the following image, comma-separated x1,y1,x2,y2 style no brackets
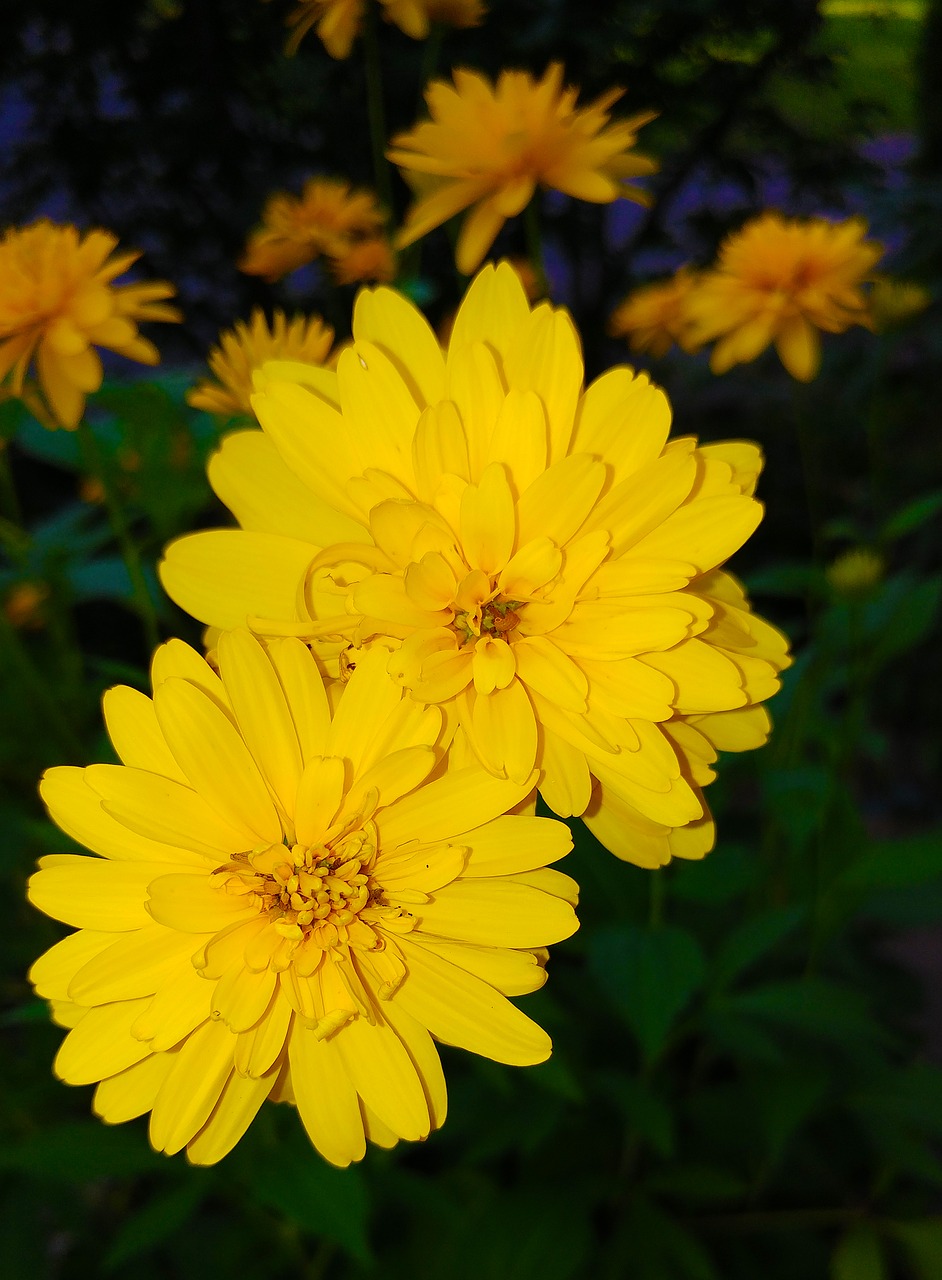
161,262,789,865
388,64,657,275
329,237,397,286
685,213,883,382
188,310,335,417
0,220,180,429
239,179,386,282
285,0,483,59
609,268,700,359
27,634,577,1166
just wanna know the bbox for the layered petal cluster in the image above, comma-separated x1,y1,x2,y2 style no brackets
286,0,484,59
389,64,658,274
0,220,180,429
188,310,335,417
685,213,883,381
239,179,386,283
609,268,701,359
28,634,577,1165
161,263,790,866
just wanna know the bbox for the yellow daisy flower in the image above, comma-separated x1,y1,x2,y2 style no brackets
329,236,398,286
187,310,335,417
388,64,658,275
825,547,883,596
685,212,883,382
161,263,789,866
28,633,577,1166
239,179,386,283
285,0,484,58
0,220,180,429
608,268,700,359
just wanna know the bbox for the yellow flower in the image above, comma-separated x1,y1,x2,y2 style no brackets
188,310,335,417
388,64,658,275
329,236,398,286
685,212,883,382
826,547,883,596
28,633,577,1166
381,0,485,40
609,268,700,359
286,0,484,58
239,179,386,282
869,275,931,333
161,263,789,866
285,0,364,58
0,220,180,429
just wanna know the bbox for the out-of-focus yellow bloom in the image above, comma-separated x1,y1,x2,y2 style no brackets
389,64,657,275
239,179,386,282
162,262,789,868
188,310,335,417
382,0,484,39
28,634,577,1166
0,220,180,429
826,547,883,596
329,237,397,286
869,275,931,333
4,581,49,629
685,213,883,382
286,0,484,58
609,268,701,358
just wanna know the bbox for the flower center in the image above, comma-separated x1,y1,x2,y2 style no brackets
454,595,524,648
213,829,381,943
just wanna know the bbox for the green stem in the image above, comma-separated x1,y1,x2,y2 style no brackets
77,422,161,654
415,24,443,112
0,615,87,762
524,196,549,298
363,2,394,217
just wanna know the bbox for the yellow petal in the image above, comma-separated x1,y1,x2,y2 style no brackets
628,495,763,571
417,879,578,947
378,997,447,1129
516,453,605,549
445,340,506,480
93,1052,177,1124
572,366,671,482
775,316,821,382
133,961,214,1051
394,936,551,1065
472,636,516,694
101,685,188,785
266,637,332,763
29,857,174,931
210,963,278,1033
294,756,346,845
353,285,446,408
327,649,407,772
29,929,113,1000
411,400,470,500
55,997,154,1085
513,635,587,712
539,729,593,817
460,462,516,574
447,261,531,369
338,342,420,480
407,935,547,996
154,677,282,844
289,1022,366,1167
459,814,572,876
643,638,748,713
149,1018,235,1155
487,388,547,493
146,872,256,933
234,991,293,1077
463,680,539,784
332,1010,432,1141
375,765,534,847
68,925,196,1004
186,1066,279,1165
504,305,583,460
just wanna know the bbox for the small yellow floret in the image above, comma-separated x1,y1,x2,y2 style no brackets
826,548,884,596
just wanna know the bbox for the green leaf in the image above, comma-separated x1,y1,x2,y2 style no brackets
841,830,942,891
863,574,942,670
0,1120,166,1181
671,843,754,904
889,1218,942,1280
594,1070,675,1157
712,978,878,1050
588,925,705,1061
245,1145,372,1263
646,1164,747,1203
881,490,942,542
104,1179,207,1270
711,905,806,988
831,1225,886,1280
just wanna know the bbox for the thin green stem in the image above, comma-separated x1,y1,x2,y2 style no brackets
415,24,443,113
0,615,87,761
78,422,161,653
363,2,394,217
524,196,549,298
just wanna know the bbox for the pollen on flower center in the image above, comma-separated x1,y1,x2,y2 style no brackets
454,595,524,647
214,833,380,943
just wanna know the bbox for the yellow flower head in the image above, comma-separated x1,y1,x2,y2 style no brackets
825,547,883,596
28,633,577,1166
239,179,386,282
685,212,883,382
286,0,483,58
329,236,398,286
609,268,701,359
162,263,790,868
0,220,180,429
188,310,335,417
389,64,658,275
